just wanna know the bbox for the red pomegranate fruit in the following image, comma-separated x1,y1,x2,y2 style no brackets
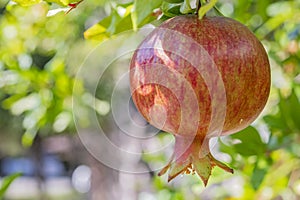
129,15,270,185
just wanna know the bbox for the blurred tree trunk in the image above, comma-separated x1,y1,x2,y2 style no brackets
32,135,47,200
72,135,119,200
89,156,118,200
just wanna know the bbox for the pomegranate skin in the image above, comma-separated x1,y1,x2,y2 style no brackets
130,15,270,138
129,15,270,184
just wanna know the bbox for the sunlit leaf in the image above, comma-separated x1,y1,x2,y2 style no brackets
256,11,294,39
53,111,72,132
84,21,110,41
47,8,69,17
6,93,40,115
21,128,38,147
84,5,133,41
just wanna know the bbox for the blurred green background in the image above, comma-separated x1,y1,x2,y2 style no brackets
0,0,300,199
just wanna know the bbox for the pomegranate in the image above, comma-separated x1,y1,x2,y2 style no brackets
130,15,270,185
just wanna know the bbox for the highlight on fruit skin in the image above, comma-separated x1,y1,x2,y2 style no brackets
129,15,271,186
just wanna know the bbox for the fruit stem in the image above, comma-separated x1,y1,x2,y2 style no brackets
196,0,201,15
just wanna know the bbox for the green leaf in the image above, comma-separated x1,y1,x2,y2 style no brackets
256,0,270,20
164,0,183,3
84,5,133,41
161,2,182,18
263,115,289,132
250,164,267,190
219,138,236,161
84,4,133,41
180,0,192,14
231,126,266,157
110,12,133,35
264,89,300,135
105,10,124,35
131,0,162,30
84,17,111,40
286,90,300,131
276,90,300,132
12,0,41,6
161,3,181,17
0,173,22,198
278,92,294,130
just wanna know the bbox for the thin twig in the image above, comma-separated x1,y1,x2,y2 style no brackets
65,0,84,15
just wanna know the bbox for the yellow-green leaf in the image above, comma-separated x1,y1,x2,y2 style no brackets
84,23,110,41
84,5,134,41
13,0,41,6
46,0,72,6
198,0,217,19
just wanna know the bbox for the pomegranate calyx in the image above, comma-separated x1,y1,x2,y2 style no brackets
158,152,233,186
158,136,233,186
